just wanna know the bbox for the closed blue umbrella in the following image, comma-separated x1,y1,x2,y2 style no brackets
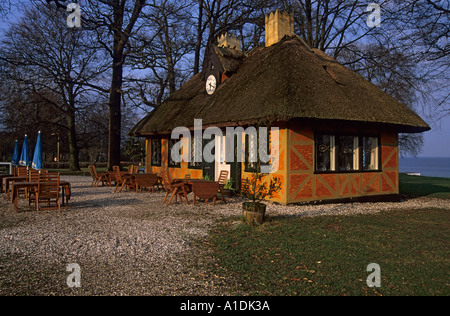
11,140,20,166
19,134,30,166
32,131,43,170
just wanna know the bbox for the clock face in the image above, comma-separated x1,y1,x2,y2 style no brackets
206,75,217,95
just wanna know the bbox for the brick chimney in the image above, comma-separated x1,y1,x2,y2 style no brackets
217,33,241,51
265,10,294,47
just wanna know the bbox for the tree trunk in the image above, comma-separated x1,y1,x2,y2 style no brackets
108,50,123,169
105,0,146,169
193,0,204,75
67,107,80,171
162,16,176,95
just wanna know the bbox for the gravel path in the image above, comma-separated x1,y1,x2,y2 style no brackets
0,176,448,295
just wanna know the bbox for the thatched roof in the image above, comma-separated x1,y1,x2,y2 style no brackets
130,37,430,136
213,45,245,74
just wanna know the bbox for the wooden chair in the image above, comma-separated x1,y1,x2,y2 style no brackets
15,166,29,198
114,169,134,192
134,173,158,192
28,169,48,207
216,170,229,203
161,170,191,204
192,181,220,206
150,170,163,191
88,166,96,187
17,166,28,177
217,170,228,186
88,165,110,187
106,171,116,186
36,172,61,213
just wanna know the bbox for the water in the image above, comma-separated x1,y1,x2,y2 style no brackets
399,157,450,178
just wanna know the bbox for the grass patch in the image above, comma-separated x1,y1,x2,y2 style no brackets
400,174,450,199
209,209,449,296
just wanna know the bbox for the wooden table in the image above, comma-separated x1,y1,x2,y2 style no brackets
5,176,27,200
119,172,136,192
11,181,71,212
133,173,159,192
170,179,219,205
190,180,220,206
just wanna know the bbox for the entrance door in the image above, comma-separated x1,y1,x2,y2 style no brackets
202,136,215,180
229,134,241,191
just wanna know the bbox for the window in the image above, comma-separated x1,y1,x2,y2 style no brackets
245,129,271,173
316,135,335,172
189,135,203,169
336,135,359,171
168,139,180,168
362,136,379,170
151,138,161,166
245,133,258,172
315,133,380,173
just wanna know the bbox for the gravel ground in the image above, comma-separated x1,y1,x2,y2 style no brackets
0,176,448,296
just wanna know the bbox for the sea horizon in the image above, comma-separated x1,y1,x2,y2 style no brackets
399,157,450,179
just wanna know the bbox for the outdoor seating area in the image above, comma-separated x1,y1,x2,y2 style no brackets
88,164,229,207
0,166,71,213
3,130,229,212
1,163,228,213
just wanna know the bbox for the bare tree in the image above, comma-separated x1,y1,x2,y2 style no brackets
82,0,147,169
126,0,195,110
274,0,447,155
0,2,108,170
390,0,449,120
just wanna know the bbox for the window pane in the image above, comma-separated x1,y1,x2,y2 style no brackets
362,137,379,170
151,139,161,166
316,135,334,171
245,134,258,171
259,129,271,168
189,135,202,168
337,136,356,171
219,136,225,163
168,139,180,167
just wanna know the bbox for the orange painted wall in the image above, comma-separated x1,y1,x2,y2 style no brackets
240,125,289,204
286,122,399,204
144,121,399,204
145,138,203,180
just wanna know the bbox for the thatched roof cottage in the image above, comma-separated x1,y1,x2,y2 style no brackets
131,10,430,204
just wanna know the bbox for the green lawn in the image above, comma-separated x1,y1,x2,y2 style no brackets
209,208,449,296
209,175,450,296
399,174,450,199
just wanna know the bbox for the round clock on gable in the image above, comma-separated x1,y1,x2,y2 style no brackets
206,74,217,95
